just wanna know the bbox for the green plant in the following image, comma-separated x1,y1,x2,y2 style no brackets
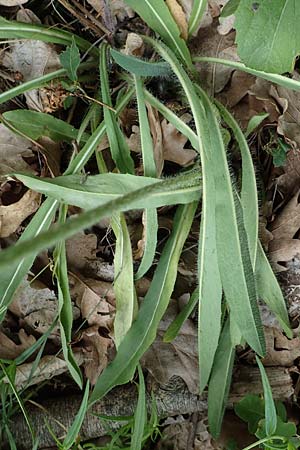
0,0,298,442
234,357,300,450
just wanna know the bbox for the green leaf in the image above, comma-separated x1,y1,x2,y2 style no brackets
193,57,300,92
220,0,241,17
189,0,208,36
3,110,89,143
235,0,300,73
164,288,198,342
111,49,171,77
62,381,90,449
0,171,201,270
208,318,235,438
89,202,197,405
272,138,289,167
13,172,201,211
234,394,265,433
0,16,93,53
256,356,277,437
59,37,81,82
123,0,192,67
111,213,137,348
131,365,147,450
245,113,269,137
100,44,135,174
256,417,296,440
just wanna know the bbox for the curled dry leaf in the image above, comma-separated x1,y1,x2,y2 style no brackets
0,189,41,238
2,9,61,112
124,32,144,56
161,115,197,166
0,328,35,360
80,325,112,385
166,0,188,40
142,301,199,394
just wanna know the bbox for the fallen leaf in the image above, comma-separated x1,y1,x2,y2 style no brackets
0,329,35,360
0,189,41,237
166,0,188,40
0,0,28,4
276,149,300,195
2,9,61,112
270,192,300,240
269,239,300,272
87,0,134,24
142,301,199,394
161,115,197,166
80,325,112,385
0,124,35,182
124,32,144,56
147,104,164,176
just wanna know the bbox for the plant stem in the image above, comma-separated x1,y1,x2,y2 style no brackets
242,436,286,450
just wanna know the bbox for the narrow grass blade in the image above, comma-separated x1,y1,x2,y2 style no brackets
163,288,198,342
111,214,136,348
255,356,277,437
142,37,222,391
100,43,134,174
134,76,158,279
208,318,235,438
13,172,201,210
131,365,147,450
62,381,90,449
144,89,199,151
123,0,192,67
0,16,93,52
0,172,201,270
0,90,134,315
193,57,300,92
3,110,89,143
54,212,83,388
111,49,171,77
197,86,265,356
256,243,291,337
89,202,197,405
188,0,208,36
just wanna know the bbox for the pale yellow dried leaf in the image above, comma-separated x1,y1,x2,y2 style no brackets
166,0,188,40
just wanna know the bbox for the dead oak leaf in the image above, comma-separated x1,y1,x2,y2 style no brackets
161,116,197,167
270,192,300,240
269,239,300,273
80,325,112,385
142,301,199,394
0,189,41,237
0,329,35,360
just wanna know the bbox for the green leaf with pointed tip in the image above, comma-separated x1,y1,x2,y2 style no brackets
3,110,89,143
13,172,201,210
220,0,241,17
123,0,192,67
235,0,300,73
59,37,81,82
189,0,207,36
256,356,277,437
89,202,197,405
246,113,269,137
234,394,265,434
111,49,171,77
164,288,198,342
208,318,235,438
131,365,147,450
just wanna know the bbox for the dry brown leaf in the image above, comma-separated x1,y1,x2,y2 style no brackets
269,239,300,272
0,124,35,181
166,0,188,40
0,189,41,237
270,192,300,240
161,116,197,166
87,0,134,23
81,325,112,385
142,301,198,394
0,328,35,360
124,33,144,57
66,232,98,271
276,149,300,195
0,0,28,4
147,104,164,176
2,10,61,112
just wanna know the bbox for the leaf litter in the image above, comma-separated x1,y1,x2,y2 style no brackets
1,1,300,449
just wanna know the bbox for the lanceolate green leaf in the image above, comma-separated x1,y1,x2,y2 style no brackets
100,43,135,174
13,172,201,210
235,0,300,73
188,0,207,36
193,57,300,92
111,49,171,77
164,288,198,342
0,16,93,53
0,90,134,316
134,76,158,279
256,356,277,437
89,202,197,405
0,171,201,270
131,365,147,450
112,213,137,348
197,86,265,356
123,0,192,67
208,318,235,438
142,37,222,392
59,37,81,82
3,110,89,144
